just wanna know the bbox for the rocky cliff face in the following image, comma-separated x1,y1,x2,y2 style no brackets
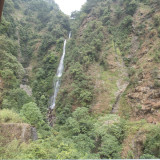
122,1,160,124
0,123,32,144
73,0,160,123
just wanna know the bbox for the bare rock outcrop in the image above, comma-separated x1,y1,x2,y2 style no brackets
122,130,146,159
0,123,38,145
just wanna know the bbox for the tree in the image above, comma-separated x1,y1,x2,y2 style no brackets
126,0,138,16
0,19,10,34
99,134,121,159
20,102,44,128
2,88,33,111
140,154,157,159
1,69,19,88
143,126,160,158
65,107,93,135
56,143,79,159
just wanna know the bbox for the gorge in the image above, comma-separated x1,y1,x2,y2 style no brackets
50,31,71,110
0,0,160,159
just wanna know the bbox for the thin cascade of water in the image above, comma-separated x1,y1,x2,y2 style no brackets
50,32,71,109
69,31,71,39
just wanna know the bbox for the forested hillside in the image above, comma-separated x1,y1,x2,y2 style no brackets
0,0,160,159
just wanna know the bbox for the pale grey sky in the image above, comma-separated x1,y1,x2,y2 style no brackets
55,0,86,15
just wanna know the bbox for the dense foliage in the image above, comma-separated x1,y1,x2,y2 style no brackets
0,0,160,159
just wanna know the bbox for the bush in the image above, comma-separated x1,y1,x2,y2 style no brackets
0,18,10,33
65,107,94,135
154,51,160,63
126,0,138,16
0,69,19,89
43,52,58,75
39,34,56,55
93,115,126,159
2,88,33,111
143,126,160,158
99,134,121,159
140,154,157,159
115,6,123,19
154,14,160,26
154,80,160,88
120,16,133,31
0,36,18,56
158,27,160,37
20,102,44,128
0,109,23,123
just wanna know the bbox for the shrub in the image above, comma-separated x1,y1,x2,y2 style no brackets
0,18,10,33
65,107,94,135
143,126,160,158
0,36,18,56
154,14,160,26
158,27,160,37
154,80,160,88
120,16,133,31
39,34,56,55
128,67,136,77
0,69,19,89
0,109,23,123
2,88,33,111
0,50,25,79
154,51,160,63
126,0,138,16
115,6,123,19
20,102,44,128
43,52,58,75
140,154,157,159
99,134,121,159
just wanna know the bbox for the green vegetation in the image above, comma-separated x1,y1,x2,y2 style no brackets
125,0,138,16
20,102,44,128
2,88,33,111
0,109,23,123
0,0,69,133
143,125,160,158
0,109,127,159
0,0,160,159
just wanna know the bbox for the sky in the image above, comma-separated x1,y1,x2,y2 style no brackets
54,0,86,15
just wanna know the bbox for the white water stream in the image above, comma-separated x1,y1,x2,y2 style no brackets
69,31,71,39
50,32,71,109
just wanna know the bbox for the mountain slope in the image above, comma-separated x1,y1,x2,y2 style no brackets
0,0,160,159
56,0,160,158
0,0,70,115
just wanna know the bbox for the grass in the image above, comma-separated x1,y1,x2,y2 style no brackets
116,47,122,56
119,89,132,119
121,119,156,159
126,119,147,134
0,109,23,123
98,39,128,113
100,68,119,107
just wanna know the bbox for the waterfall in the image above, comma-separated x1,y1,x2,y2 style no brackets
69,31,72,39
50,32,71,109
